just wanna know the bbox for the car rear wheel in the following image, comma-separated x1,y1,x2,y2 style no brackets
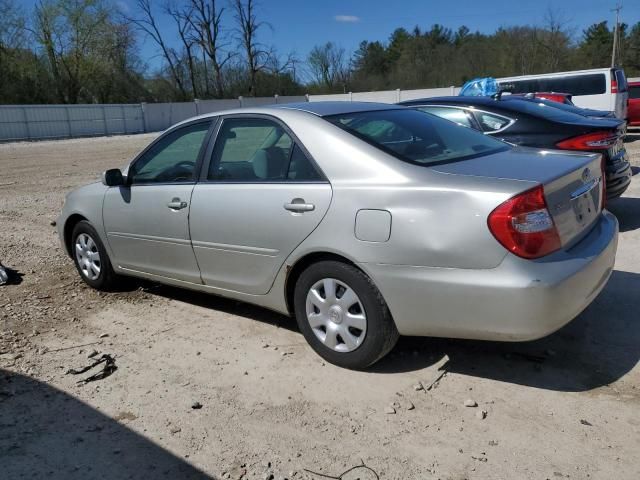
294,260,399,369
71,220,119,291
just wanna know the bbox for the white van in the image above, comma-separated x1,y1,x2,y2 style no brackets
496,68,629,119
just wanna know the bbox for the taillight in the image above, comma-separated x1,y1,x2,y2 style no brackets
611,78,618,93
488,185,561,259
556,131,618,150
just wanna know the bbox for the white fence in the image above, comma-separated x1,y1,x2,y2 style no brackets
0,87,457,142
309,86,459,103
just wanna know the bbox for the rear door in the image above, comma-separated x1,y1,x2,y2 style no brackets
189,115,332,295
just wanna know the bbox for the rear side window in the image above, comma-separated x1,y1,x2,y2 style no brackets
326,109,509,166
208,117,321,182
473,111,512,132
500,74,606,96
629,85,640,99
418,106,473,128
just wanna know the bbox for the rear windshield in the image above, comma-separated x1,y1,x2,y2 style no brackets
521,97,601,116
501,97,593,123
630,85,640,99
325,109,509,166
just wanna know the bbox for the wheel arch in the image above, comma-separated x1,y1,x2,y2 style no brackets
63,214,88,257
284,251,365,316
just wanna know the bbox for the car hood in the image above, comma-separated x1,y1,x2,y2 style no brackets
430,146,599,184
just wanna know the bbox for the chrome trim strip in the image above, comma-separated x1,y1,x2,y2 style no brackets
570,178,599,199
191,240,279,257
108,232,192,246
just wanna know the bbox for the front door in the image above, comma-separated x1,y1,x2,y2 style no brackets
103,120,212,283
189,116,332,295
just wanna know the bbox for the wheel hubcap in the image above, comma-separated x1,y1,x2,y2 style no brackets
305,278,367,353
75,233,101,281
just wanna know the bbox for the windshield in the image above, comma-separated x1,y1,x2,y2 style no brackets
325,109,509,166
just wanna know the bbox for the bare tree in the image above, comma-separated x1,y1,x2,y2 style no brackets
0,0,25,54
232,0,270,96
537,8,574,71
307,42,349,90
125,0,187,99
34,0,113,103
186,0,234,98
165,1,198,98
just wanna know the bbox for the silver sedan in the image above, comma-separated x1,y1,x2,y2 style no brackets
57,102,618,369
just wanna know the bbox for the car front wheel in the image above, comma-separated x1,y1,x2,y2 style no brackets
71,220,119,291
294,260,399,369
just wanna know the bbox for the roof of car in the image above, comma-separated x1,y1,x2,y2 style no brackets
399,96,500,107
273,101,401,116
399,95,568,113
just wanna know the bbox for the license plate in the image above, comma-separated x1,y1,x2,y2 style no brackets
571,181,599,224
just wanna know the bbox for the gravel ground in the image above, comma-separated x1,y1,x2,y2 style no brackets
1,131,639,480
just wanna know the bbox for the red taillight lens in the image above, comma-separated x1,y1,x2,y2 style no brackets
488,185,561,259
611,79,618,93
556,131,618,150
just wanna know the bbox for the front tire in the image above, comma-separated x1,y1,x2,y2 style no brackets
71,220,119,291
294,260,399,369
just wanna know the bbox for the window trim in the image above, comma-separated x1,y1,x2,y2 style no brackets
126,118,216,187
199,113,329,184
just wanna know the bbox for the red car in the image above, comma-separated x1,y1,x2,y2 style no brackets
513,92,574,104
628,81,640,126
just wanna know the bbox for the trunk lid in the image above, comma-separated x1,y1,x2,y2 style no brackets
432,146,604,248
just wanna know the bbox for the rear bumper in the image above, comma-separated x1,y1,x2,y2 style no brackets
362,211,618,340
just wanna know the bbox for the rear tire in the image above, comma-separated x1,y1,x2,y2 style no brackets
71,220,120,291
293,260,399,369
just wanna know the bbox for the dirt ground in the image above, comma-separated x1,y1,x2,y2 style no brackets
1,130,639,480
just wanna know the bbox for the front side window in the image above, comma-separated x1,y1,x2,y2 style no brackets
418,106,473,128
129,122,211,184
208,117,321,181
474,111,512,132
326,109,509,166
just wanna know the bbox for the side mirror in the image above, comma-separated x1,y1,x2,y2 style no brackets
101,168,124,187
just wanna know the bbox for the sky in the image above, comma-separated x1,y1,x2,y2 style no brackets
22,0,640,76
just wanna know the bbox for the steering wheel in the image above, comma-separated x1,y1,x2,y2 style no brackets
156,161,194,182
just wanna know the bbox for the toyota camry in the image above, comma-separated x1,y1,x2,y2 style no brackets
57,102,618,369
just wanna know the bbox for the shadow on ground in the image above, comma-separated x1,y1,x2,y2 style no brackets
0,371,213,480
624,129,640,143
607,196,640,232
143,267,640,394
370,269,640,392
